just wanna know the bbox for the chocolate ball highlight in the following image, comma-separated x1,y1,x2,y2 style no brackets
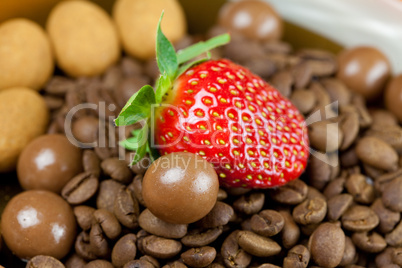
142,152,219,224
1,190,76,260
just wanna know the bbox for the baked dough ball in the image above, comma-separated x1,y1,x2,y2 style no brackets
0,87,49,173
0,19,53,91
113,0,186,60
47,0,120,77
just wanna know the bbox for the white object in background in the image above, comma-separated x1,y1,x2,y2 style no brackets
263,0,402,74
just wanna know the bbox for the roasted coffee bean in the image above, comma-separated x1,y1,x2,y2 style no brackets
300,223,320,236
385,220,402,247
307,155,332,190
327,193,353,221
250,209,284,237
139,255,159,268
114,186,140,229
291,62,312,89
217,189,228,201
252,265,281,268
111,234,137,268
352,231,386,253
290,89,316,114
366,125,402,153
123,260,154,268
309,120,343,152
371,198,400,233
243,56,276,79
26,255,65,268
237,230,281,257
293,197,327,225
44,95,64,110
339,236,356,266
342,205,379,232
279,210,300,249
297,49,336,77
323,176,346,199
221,231,252,268
308,222,345,268
223,39,265,63
74,206,95,231
309,81,332,117
93,209,121,240
268,179,307,205
392,247,402,266
101,158,132,184
270,70,293,97
283,245,310,268
233,192,264,215
75,231,96,261
115,76,149,108
340,146,360,168
225,187,251,196
131,174,146,206
61,172,98,205
181,247,216,268
45,76,76,96
97,179,125,212
72,116,99,146
120,57,143,77
181,227,223,247
141,235,182,259
370,109,399,127
382,176,402,212
375,247,395,267
356,136,399,171
65,253,87,268
139,209,187,239
82,150,101,177
321,78,352,106
84,260,114,268
340,110,360,150
351,94,373,128
196,201,234,228
102,65,123,91
161,260,187,268
89,223,110,258
345,173,375,204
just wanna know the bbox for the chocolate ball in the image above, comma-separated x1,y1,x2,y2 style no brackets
17,134,82,193
336,46,391,100
142,152,219,224
385,74,402,122
71,116,99,145
1,190,76,260
218,0,283,41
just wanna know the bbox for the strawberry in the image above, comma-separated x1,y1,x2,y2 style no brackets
115,12,309,188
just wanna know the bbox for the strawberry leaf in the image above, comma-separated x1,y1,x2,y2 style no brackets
114,85,155,126
176,52,211,77
176,33,230,64
155,73,172,104
156,11,178,81
120,127,149,165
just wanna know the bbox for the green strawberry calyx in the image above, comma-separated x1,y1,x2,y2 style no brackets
114,11,230,165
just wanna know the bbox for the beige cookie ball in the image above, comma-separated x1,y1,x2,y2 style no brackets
0,19,53,91
47,0,120,77
113,0,186,60
0,87,49,173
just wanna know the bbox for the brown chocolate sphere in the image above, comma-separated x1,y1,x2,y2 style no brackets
71,116,99,145
337,46,391,100
385,74,402,122
218,0,283,41
1,190,76,260
17,134,82,193
142,152,219,224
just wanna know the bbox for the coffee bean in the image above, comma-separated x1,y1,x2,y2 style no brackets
123,260,154,268
307,155,332,190
291,62,312,89
181,247,216,268
366,125,402,153
309,120,343,152
131,174,146,206
61,172,99,205
392,247,402,266
75,231,96,261
139,209,187,239
323,176,346,199
161,260,187,268
233,192,264,215
45,76,76,96
340,110,360,150
297,49,336,77
250,209,284,237
217,188,228,201
253,264,281,268
101,158,132,184
84,260,114,268
196,201,234,228
371,198,400,233
308,222,345,268
327,193,353,221
279,210,300,249
225,187,251,196
385,220,402,247
290,89,316,114
97,179,125,213
181,227,223,247
283,245,310,268
268,179,307,205
339,236,356,266
243,56,276,79
115,76,149,108
356,136,399,171
111,234,137,268
141,235,182,259
374,168,402,194
342,205,379,232
89,223,110,258
93,209,121,240
44,95,64,111
223,39,265,63
74,206,95,231
352,231,386,253
65,253,87,268
293,197,327,225
114,186,140,229
382,176,402,212
139,255,159,268
72,116,99,146
321,78,352,106
221,231,252,268
82,150,101,177
237,230,281,257
345,173,375,204
375,247,395,267
270,70,293,97
26,255,65,268
340,147,360,168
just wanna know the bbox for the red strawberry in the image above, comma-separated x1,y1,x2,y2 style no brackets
154,59,309,188
115,13,308,188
